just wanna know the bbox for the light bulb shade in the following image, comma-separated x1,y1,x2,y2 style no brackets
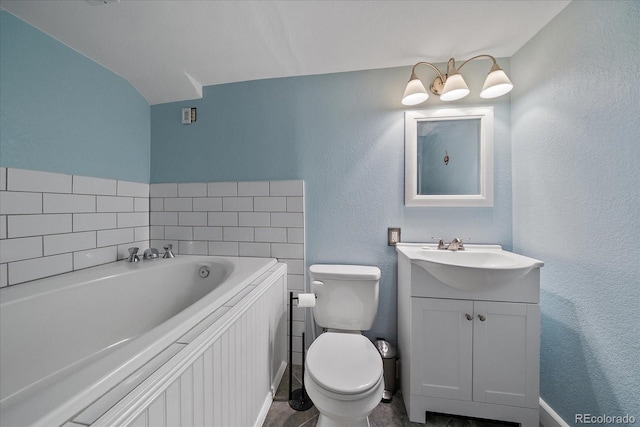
480,65,513,98
402,75,429,105
440,72,470,101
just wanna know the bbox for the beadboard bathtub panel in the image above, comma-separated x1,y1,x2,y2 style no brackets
90,269,287,427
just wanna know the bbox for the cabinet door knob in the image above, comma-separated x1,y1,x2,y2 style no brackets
465,313,473,321
478,314,486,321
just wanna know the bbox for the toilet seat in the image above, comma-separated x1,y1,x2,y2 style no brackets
306,332,383,396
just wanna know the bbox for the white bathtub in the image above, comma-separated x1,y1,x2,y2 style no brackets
0,255,288,427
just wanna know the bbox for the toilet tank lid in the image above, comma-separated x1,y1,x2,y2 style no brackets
309,264,381,280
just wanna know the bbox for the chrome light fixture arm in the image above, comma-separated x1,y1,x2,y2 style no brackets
401,54,513,105
409,61,447,84
410,61,449,96
456,54,498,72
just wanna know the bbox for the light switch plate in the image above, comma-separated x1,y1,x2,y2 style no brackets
182,108,192,124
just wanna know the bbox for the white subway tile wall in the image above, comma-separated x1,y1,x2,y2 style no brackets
150,179,306,364
149,180,304,264
0,169,306,363
0,168,149,286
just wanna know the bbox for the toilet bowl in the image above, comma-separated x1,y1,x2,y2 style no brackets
305,332,384,427
304,265,383,427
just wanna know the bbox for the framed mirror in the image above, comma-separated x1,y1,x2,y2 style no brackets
405,107,494,207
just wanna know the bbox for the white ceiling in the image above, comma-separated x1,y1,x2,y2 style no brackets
1,0,570,105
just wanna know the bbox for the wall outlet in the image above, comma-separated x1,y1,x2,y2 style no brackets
388,227,401,246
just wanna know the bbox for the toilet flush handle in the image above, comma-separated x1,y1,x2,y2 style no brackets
312,280,324,287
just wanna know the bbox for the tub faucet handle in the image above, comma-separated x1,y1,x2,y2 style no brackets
163,244,175,259
127,247,140,263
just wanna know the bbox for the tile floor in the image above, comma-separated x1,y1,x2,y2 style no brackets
262,366,518,427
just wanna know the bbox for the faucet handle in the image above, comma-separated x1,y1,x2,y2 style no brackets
452,237,471,249
126,247,140,262
431,237,447,250
163,243,175,259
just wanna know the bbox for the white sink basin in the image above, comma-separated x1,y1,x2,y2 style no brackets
397,244,543,291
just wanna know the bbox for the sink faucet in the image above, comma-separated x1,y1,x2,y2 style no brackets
446,238,465,251
434,238,466,251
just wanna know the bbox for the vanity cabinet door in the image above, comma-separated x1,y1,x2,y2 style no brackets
472,301,540,408
411,298,473,400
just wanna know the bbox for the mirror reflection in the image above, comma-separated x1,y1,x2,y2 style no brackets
417,118,480,195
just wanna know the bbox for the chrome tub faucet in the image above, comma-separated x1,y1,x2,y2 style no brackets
143,248,160,260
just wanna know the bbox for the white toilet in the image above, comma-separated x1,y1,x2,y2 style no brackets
304,264,384,427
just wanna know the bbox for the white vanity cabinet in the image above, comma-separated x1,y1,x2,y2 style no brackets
411,298,540,407
397,244,542,427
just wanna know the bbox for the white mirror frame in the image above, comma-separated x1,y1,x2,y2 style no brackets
405,106,494,207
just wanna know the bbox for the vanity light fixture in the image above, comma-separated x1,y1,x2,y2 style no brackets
401,55,513,105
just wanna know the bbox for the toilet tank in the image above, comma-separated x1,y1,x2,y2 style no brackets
309,264,381,331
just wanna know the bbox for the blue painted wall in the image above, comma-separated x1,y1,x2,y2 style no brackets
0,11,150,183
151,61,513,342
511,1,640,423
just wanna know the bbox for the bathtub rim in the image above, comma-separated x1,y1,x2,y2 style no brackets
0,256,231,307
0,255,278,427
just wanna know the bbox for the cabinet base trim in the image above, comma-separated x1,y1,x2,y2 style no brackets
539,398,569,427
408,394,539,427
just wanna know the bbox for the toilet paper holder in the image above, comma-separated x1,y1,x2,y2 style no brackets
296,292,317,308
288,291,317,411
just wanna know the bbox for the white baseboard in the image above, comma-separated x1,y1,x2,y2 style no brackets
255,361,287,427
539,398,569,427
273,360,287,396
